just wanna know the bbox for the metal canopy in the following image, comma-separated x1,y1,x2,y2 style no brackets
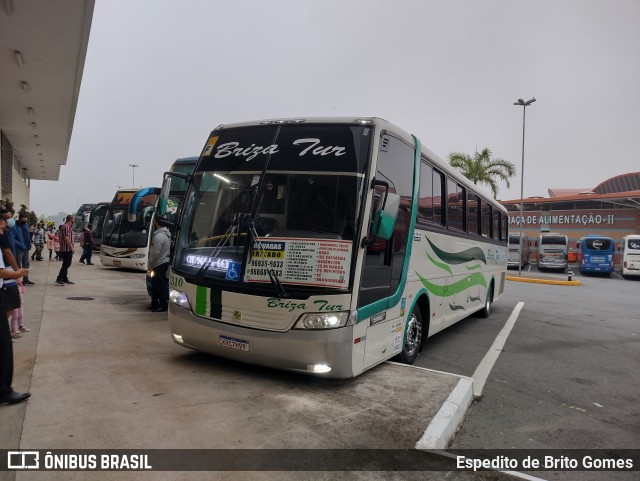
0,0,94,181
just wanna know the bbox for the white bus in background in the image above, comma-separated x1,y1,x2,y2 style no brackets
621,234,640,278
157,117,509,378
537,232,568,272
508,234,530,268
100,187,159,271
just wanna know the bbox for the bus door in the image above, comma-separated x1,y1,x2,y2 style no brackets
360,134,415,367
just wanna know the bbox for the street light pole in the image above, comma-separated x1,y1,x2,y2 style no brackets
128,164,139,188
513,97,536,276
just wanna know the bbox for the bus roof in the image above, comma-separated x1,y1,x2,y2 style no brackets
580,235,615,240
173,156,198,164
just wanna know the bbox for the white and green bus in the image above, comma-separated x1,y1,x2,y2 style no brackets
157,118,508,378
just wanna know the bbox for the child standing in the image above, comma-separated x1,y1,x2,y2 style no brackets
9,277,29,338
54,228,61,261
46,226,56,261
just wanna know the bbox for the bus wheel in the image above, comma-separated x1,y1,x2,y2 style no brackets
478,284,493,318
398,307,423,365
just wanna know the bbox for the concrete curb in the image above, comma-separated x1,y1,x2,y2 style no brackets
415,376,474,449
506,275,581,286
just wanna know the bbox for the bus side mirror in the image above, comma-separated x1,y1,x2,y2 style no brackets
576,241,580,249
156,171,191,230
128,187,161,222
371,192,400,241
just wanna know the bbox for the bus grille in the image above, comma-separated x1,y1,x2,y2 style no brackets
217,307,294,332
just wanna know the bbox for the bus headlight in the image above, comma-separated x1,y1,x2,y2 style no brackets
294,311,350,329
169,289,191,309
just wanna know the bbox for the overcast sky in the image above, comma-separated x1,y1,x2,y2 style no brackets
30,0,640,217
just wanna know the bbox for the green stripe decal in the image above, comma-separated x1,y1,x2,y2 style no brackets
465,264,482,271
195,285,208,316
427,252,452,275
426,237,487,265
416,272,487,297
210,288,223,319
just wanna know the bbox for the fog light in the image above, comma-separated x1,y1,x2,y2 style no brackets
172,333,184,343
310,363,331,374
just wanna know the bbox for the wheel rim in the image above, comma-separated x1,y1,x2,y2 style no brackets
404,312,422,356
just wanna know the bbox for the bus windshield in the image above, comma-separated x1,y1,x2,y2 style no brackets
584,238,613,251
102,192,157,248
173,123,371,290
628,238,640,250
508,235,521,244
541,235,566,245
90,204,109,242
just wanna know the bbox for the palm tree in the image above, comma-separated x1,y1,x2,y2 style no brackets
448,148,516,198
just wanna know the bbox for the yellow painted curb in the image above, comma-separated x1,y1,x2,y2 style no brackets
506,276,581,286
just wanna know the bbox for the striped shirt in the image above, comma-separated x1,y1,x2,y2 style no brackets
59,223,75,252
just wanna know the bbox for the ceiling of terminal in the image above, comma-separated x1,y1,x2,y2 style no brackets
0,0,94,181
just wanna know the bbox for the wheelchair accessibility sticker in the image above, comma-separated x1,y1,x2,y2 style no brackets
226,262,241,281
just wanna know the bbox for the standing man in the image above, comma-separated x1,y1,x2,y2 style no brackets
148,219,170,312
55,215,75,286
31,222,45,261
0,215,30,405
10,213,34,285
78,223,95,265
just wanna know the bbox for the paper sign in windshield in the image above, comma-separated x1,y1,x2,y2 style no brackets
244,238,352,289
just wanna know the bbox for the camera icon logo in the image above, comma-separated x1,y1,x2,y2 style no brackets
7,451,39,469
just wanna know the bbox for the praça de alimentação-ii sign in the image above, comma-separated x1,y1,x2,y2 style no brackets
508,213,616,226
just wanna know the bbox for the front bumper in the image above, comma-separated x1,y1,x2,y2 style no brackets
169,304,355,378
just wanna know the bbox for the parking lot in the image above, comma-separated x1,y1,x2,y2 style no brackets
418,264,639,481
1,258,638,480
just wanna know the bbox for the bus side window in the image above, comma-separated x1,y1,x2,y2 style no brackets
466,192,480,236
480,200,491,237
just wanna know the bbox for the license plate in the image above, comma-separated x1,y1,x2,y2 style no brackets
113,260,121,266
219,335,250,351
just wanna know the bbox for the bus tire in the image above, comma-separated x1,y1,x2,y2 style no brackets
478,283,493,318
398,307,423,365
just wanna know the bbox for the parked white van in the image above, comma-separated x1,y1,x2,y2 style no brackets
538,233,568,271
508,234,530,268
621,234,640,278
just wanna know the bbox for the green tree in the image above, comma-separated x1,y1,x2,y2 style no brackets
28,210,38,226
0,198,14,213
448,148,516,199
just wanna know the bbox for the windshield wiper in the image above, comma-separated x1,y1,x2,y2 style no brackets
247,218,288,298
193,220,240,283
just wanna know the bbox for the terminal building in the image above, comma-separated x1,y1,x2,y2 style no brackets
501,172,640,267
0,1,93,212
